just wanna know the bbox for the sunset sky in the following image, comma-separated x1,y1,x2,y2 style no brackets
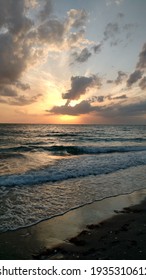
0,0,146,124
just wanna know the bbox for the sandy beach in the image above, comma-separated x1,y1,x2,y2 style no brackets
44,201,146,260
0,188,146,260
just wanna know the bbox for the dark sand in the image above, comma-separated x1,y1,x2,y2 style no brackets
1,189,146,260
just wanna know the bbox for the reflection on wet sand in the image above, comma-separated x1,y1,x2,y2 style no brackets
0,188,146,259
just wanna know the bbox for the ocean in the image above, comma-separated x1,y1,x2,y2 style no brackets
0,124,146,233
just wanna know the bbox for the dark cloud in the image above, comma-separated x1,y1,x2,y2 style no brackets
106,71,127,85
119,100,146,116
38,19,65,45
92,43,102,54
39,0,52,20
0,0,37,106
105,100,146,118
123,23,135,31
72,43,102,64
0,33,28,84
127,70,143,87
110,39,122,46
136,43,146,69
62,75,102,101
139,76,146,90
49,100,96,115
97,96,105,103
0,0,33,35
72,48,92,63
0,87,17,97
88,95,105,103
102,19,137,48
88,94,127,103
115,71,127,84
15,81,30,91
97,99,146,121
107,80,113,84
117,12,124,18
49,96,145,121
103,22,119,41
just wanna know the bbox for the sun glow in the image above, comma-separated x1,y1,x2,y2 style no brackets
59,115,79,124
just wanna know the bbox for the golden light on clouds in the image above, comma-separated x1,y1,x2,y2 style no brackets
0,0,146,124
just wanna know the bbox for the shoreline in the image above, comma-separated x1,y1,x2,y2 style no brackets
45,198,146,260
0,188,146,259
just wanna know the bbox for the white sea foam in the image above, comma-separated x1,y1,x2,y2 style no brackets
0,165,146,232
0,150,146,187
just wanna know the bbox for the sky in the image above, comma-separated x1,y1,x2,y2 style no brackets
0,0,146,124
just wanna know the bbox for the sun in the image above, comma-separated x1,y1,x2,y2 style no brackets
59,115,79,124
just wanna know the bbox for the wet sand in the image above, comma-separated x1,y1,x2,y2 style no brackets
0,189,146,260
39,202,146,260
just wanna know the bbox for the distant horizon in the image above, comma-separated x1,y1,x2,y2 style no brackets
0,122,145,126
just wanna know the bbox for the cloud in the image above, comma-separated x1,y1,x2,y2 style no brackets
106,71,127,85
72,48,92,63
107,79,113,84
62,75,102,101
88,94,127,103
92,43,102,54
139,76,146,90
127,70,143,87
0,0,33,35
49,95,145,122
88,95,105,103
0,1,93,107
0,32,29,84
136,43,146,69
68,29,85,46
8,94,42,106
39,0,52,20
112,94,127,100
49,100,96,116
71,43,102,64
106,100,146,118
115,71,127,84
15,81,30,91
106,0,124,5
67,9,87,29
0,93,42,106
103,22,119,41
117,12,124,18
38,18,65,45
0,0,38,106
102,19,136,48
0,87,17,97
123,23,136,31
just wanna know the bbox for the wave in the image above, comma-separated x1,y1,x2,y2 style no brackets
0,151,146,187
1,144,146,155
48,145,146,155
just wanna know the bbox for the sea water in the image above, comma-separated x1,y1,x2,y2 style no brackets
0,124,146,232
